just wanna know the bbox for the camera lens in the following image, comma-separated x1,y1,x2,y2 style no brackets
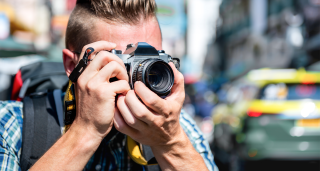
133,59,174,96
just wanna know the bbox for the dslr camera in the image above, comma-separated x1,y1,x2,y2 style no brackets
111,42,180,96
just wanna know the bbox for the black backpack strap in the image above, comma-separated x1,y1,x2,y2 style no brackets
21,96,35,170
21,91,62,171
53,89,64,134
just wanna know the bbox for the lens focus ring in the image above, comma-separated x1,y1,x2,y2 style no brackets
132,59,174,96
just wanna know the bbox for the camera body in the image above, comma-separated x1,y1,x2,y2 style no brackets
111,42,180,96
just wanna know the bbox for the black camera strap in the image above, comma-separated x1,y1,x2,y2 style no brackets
69,47,94,83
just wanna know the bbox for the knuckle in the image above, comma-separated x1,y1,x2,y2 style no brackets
108,60,119,67
126,118,137,127
135,111,147,120
153,118,164,127
100,51,109,57
86,81,99,95
85,81,94,91
163,109,173,118
97,51,110,61
162,107,172,118
145,97,157,106
125,90,135,100
97,87,106,95
119,80,130,88
77,76,85,88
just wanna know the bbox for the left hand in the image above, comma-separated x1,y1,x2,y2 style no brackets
113,62,185,148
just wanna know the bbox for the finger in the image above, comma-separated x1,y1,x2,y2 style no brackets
107,80,131,95
166,62,185,103
124,90,156,124
113,107,139,137
117,95,148,130
133,82,169,116
79,51,125,85
89,61,128,87
79,41,116,60
87,50,126,71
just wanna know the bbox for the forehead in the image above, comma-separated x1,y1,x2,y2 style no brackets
94,18,162,52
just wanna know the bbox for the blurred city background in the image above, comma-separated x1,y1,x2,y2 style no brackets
1,0,320,170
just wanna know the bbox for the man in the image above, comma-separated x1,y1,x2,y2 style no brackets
0,0,218,170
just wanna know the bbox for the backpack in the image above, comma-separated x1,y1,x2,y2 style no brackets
13,61,160,171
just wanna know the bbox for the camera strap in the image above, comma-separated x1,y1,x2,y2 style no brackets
126,136,158,166
63,80,76,132
69,48,94,83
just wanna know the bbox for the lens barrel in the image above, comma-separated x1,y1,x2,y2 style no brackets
132,59,174,96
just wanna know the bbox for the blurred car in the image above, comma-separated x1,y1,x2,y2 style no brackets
213,68,320,170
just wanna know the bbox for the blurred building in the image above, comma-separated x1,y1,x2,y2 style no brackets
185,0,221,78
204,0,320,81
0,0,75,100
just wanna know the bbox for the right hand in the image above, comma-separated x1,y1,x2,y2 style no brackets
70,41,131,140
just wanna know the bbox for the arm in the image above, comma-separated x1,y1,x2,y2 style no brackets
29,123,102,171
179,110,218,171
0,101,23,171
30,41,131,171
114,63,210,171
150,126,209,171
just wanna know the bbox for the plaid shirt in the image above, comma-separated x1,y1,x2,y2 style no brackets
0,101,218,171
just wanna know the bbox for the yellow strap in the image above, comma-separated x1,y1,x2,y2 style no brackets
63,80,74,133
126,136,158,166
127,136,148,165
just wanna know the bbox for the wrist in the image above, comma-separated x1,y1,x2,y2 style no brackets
71,115,114,139
29,120,104,171
66,121,104,151
151,125,189,157
150,126,208,171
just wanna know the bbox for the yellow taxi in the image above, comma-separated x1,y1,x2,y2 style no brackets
213,68,320,163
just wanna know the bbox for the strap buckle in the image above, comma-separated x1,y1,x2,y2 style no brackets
64,100,76,125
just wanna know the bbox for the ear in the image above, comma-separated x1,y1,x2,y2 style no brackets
63,49,78,77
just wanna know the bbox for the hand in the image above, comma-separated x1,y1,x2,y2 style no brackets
71,41,131,140
30,41,132,171
113,62,185,148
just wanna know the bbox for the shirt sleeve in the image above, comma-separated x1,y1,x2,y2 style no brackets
179,109,219,171
0,101,23,171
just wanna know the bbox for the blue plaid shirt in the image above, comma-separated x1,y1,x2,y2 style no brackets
0,101,218,171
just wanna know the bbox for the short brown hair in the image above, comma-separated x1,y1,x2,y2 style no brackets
65,0,157,52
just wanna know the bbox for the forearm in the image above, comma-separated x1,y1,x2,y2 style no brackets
151,126,209,171
29,123,102,171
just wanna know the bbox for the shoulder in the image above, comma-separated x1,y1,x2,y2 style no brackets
0,101,23,159
0,101,23,127
179,110,218,171
0,101,23,126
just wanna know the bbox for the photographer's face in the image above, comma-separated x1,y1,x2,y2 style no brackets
63,17,162,74
95,17,162,52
